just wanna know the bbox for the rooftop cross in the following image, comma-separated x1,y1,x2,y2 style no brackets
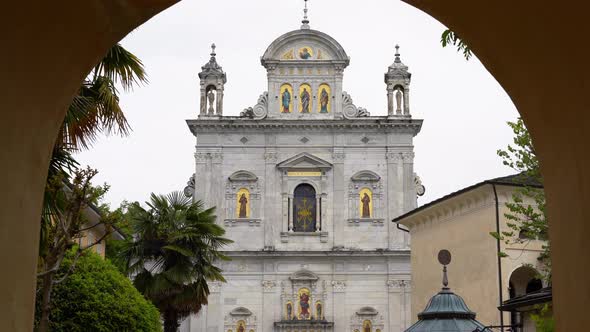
394,44,401,63
301,0,310,29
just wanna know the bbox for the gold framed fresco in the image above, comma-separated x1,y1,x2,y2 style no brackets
317,83,331,113
236,320,246,332
299,83,312,113
236,188,250,218
279,83,293,113
315,301,323,320
359,188,373,218
285,301,294,320
297,287,312,320
298,47,313,59
363,320,372,332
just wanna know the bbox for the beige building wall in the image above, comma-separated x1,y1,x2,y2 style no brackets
400,183,545,328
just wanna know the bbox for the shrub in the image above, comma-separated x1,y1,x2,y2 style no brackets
36,249,161,332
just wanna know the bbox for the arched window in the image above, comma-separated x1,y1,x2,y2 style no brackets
526,278,543,293
236,188,250,218
293,184,317,232
279,83,293,113
359,188,373,218
318,83,331,113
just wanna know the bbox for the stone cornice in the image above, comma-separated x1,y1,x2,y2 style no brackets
186,117,423,135
221,249,411,257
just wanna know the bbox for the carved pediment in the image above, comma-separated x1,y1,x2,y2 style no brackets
351,170,381,182
230,307,253,316
289,269,319,281
228,170,258,182
356,306,378,316
277,152,332,170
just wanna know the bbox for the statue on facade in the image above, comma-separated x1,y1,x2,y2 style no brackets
320,88,329,113
300,87,311,113
207,90,215,114
238,193,248,218
282,88,291,113
361,193,371,218
395,89,403,114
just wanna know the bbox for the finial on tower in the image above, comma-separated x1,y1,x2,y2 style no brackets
438,249,452,290
301,0,310,29
210,43,217,58
394,44,401,63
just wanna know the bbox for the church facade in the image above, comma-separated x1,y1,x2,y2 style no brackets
182,17,423,332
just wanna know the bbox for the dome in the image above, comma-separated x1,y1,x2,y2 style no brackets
404,288,491,332
261,29,349,65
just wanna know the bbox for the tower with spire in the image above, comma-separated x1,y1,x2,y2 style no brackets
385,45,412,117
198,43,226,117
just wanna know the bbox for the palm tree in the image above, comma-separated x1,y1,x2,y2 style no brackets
37,43,147,332
122,192,232,332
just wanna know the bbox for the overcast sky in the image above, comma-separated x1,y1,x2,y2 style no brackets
76,0,519,209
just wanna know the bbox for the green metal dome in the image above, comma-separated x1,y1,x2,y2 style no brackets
405,287,490,332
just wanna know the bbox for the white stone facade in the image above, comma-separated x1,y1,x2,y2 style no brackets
182,22,422,332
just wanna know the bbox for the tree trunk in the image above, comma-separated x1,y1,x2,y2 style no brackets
37,272,54,332
163,310,180,332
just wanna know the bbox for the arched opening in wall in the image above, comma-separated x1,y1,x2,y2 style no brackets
509,265,543,331
236,188,250,218
293,183,317,232
205,84,217,114
359,187,373,218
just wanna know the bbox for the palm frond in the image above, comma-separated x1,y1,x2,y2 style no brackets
93,43,148,91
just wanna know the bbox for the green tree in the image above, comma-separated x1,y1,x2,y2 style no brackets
37,42,147,332
36,248,161,332
495,118,551,280
122,192,233,332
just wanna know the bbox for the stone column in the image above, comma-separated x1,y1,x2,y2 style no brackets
211,151,223,219
387,279,410,332
203,281,222,332
199,86,206,115
386,150,403,249
316,195,321,231
332,147,345,248
262,277,278,332
264,150,278,248
403,86,410,115
288,195,294,231
216,86,224,116
387,85,394,116
331,280,347,330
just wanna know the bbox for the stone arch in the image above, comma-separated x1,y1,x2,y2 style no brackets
261,29,349,62
509,265,543,298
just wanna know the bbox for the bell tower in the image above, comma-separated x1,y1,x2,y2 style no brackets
198,43,227,117
385,45,411,117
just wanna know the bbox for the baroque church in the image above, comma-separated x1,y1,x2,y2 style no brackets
182,6,424,332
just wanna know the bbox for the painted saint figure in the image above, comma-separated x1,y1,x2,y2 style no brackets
238,193,248,218
282,88,291,113
319,88,329,113
299,292,310,319
287,302,293,319
237,325,244,332
300,87,310,113
316,302,322,320
300,47,312,59
361,192,371,218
